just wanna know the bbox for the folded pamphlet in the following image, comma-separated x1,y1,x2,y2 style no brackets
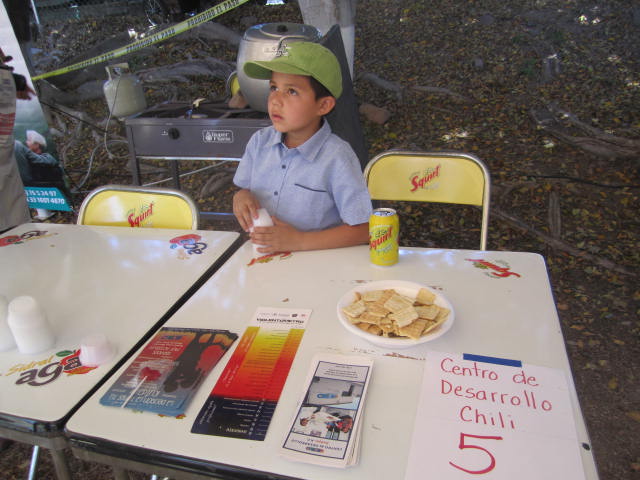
100,327,237,416
280,353,373,468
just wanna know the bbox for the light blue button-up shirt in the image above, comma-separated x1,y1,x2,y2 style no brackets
234,121,372,231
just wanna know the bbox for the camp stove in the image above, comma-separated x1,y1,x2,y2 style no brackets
125,100,271,187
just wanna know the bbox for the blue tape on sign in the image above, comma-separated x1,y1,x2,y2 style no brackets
463,353,522,368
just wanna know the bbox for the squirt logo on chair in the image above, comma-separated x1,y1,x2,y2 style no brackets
127,202,155,227
409,164,442,192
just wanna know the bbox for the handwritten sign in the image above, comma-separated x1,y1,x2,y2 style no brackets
404,351,586,479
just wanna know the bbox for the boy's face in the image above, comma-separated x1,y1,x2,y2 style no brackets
267,71,335,148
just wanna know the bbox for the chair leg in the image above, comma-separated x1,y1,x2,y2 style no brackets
114,466,132,480
50,448,73,480
28,445,39,480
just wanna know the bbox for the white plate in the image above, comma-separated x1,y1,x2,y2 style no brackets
336,280,455,349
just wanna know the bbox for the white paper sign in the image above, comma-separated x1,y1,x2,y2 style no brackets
404,351,586,479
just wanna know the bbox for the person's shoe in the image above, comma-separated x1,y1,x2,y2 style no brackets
35,209,54,221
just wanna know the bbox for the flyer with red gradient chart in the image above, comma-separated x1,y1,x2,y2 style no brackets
191,307,311,441
100,328,237,417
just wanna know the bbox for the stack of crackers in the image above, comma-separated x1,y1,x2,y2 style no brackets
341,288,450,340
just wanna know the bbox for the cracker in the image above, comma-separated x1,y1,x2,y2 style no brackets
388,306,419,327
344,313,361,324
399,318,430,339
383,293,414,313
367,324,383,336
362,290,384,302
416,287,436,305
372,290,395,307
423,308,449,334
359,312,383,324
356,323,382,336
435,306,450,322
366,303,391,317
342,299,366,318
378,319,395,336
415,304,439,320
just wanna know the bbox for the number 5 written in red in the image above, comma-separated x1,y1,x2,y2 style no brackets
449,432,503,475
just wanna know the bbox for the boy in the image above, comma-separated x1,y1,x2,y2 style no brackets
233,42,372,254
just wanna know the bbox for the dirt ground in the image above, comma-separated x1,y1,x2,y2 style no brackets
2,0,639,478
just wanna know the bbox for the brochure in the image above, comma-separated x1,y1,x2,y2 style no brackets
100,327,237,416
191,307,311,440
280,353,374,468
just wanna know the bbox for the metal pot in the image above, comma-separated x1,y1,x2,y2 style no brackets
237,23,321,112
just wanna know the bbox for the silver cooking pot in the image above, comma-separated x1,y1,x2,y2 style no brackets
237,23,322,112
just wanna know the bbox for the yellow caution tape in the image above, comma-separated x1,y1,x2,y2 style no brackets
31,0,250,81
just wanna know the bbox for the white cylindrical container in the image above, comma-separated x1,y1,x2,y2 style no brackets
252,208,274,258
7,296,55,355
104,63,147,119
79,333,114,367
0,295,16,352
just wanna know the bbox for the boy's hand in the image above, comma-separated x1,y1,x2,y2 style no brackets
232,189,260,232
251,216,303,254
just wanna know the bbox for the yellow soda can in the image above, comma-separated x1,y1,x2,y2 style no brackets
369,208,399,266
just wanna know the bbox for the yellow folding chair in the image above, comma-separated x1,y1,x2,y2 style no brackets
364,151,491,250
77,184,199,229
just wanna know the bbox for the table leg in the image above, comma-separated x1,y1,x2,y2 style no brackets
50,448,72,480
28,445,39,480
113,465,132,480
171,160,181,189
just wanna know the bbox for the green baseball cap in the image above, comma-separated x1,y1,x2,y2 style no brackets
243,42,343,99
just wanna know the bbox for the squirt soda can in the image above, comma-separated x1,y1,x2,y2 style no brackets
369,208,399,266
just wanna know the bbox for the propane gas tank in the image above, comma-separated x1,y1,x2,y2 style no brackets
103,63,147,119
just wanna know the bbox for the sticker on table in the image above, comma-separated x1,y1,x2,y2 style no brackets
404,350,586,479
466,258,521,278
0,229,56,248
169,234,208,255
4,349,97,387
247,251,293,266
100,328,237,417
191,307,311,440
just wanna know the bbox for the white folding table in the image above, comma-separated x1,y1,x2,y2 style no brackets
0,223,241,479
65,242,599,480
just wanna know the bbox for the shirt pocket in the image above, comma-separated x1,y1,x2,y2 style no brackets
292,183,335,220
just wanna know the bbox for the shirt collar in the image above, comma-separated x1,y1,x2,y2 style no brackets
270,120,332,163
297,120,332,163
